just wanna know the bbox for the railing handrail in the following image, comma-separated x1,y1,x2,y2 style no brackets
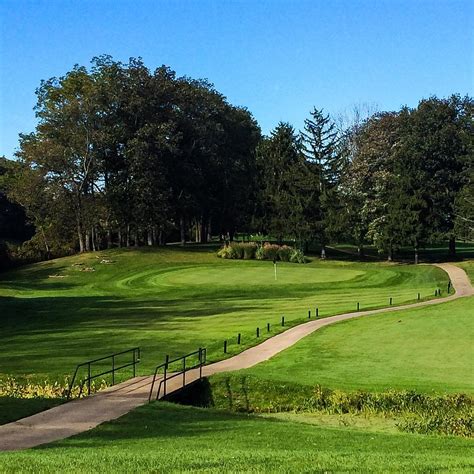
73,347,140,368
148,347,206,402
66,347,140,400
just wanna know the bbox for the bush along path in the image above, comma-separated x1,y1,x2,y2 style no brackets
0,263,472,451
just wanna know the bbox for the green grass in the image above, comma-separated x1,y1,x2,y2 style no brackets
240,296,474,394
0,246,448,383
458,260,474,282
0,402,472,473
0,397,62,425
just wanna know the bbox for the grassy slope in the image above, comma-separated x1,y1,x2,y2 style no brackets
0,246,448,381
458,260,474,282
0,402,472,473
241,296,474,394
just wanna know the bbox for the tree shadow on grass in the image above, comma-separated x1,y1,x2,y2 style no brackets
37,401,287,449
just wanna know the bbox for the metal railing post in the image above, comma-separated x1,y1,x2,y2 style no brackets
112,355,115,385
183,356,186,387
199,348,203,379
163,357,168,397
133,349,136,377
88,362,91,396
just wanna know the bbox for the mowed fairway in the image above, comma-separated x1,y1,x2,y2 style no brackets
242,295,474,393
0,402,472,473
0,246,449,381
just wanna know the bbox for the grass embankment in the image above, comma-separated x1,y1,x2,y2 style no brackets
0,246,449,382
0,402,472,473
238,296,474,394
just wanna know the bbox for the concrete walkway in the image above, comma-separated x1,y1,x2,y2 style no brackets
0,262,472,451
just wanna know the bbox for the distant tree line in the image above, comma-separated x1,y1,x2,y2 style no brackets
0,56,472,265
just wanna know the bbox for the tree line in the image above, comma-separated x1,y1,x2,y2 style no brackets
0,56,472,264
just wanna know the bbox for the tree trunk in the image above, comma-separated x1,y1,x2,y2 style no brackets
40,227,51,259
85,230,90,252
147,228,153,246
158,229,164,245
77,221,85,253
118,229,122,248
414,246,419,265
180,217,186,245
448,236,456,257
107,229,112,249
91,227,96,252
126,225,130,247
207,219,212,243
387,244,393,262
320,245,326,259
200,218,208,244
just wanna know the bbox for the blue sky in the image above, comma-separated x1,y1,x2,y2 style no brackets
0,0,472,158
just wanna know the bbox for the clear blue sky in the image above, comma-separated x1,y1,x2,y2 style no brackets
0,0,472,159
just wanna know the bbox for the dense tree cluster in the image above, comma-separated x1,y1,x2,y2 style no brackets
1,56,472,264
6,56,260,258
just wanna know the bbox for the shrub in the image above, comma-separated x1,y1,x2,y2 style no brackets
278,245,292,262
242,243,257,260
262,243,280,261
217,245,233,259
0,376,108,399
290,248,306,263
217,242,305,263
207,375,474,438
230,243,245,259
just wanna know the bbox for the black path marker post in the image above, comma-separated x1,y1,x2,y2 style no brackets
223,340,227,354
447,281,451,294
308,309,311,319
267,322,270,332
418,293,420,301
281,315,285,326
357,302,360,311
237,333,241,345
256,327,260,338
389,297,392,306
316,307,319,318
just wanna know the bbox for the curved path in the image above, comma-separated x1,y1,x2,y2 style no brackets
0,263,472,451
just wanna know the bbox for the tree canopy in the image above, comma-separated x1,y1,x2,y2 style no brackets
2,55,472,265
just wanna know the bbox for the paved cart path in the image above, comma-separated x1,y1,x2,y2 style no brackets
0,263,472,451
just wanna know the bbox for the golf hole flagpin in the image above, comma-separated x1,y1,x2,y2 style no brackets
273,258,277,280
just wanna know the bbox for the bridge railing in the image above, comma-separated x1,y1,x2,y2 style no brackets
148,347,206,402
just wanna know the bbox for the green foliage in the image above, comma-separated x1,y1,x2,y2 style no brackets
217,242,305,263
207,374,473,438
261,242,280,260
289,247,306,263
0,376,107,399
277,245,292,261
242,242,257,259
